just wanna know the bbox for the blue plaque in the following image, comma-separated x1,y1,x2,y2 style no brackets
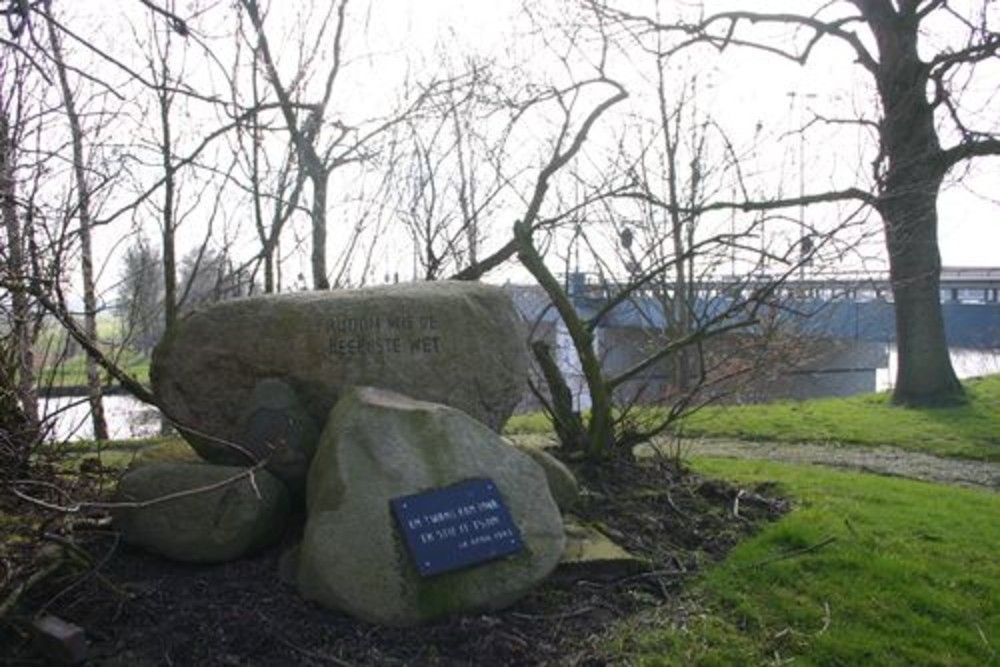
390,478,524,577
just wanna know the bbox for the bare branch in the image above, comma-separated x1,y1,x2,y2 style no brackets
940,137,1000,169
453,79,627,281
594,4,878,73
136,0,189,37
614,187,878,217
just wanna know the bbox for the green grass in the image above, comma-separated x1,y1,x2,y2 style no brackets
505,411,556,436
678,374,1000,462
52,436,194,470
612,458,1000,666
39,351,150,388
508,374,1000,462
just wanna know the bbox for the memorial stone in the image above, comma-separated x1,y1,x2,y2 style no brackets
151,281,527,466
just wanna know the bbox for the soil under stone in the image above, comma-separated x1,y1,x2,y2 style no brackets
3,454,788,666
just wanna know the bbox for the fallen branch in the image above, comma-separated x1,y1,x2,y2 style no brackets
0,557,65,620
39,532,126,617
11,459,271,514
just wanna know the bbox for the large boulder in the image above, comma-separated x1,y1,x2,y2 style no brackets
151,281,526,466
113,462,290,563
296,387,565,626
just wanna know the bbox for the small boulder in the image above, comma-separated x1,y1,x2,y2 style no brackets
239,378,320,497
296,387,565,626
113,462,290,563
509,441,580,511
151,281,527,466
32,615,87,666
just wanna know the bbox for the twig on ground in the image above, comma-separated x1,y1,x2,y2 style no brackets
276,636,355,666
975,623,993,654
816,600,831,636
616,568,694,585
733,489,745,517
39,531,126,615
510,605,596,621
737,536,837,571
664,489,689,520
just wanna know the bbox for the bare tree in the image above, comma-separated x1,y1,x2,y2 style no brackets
240,0,453,289
390,63,517,280
596,0,1000,406
229,7,306,293
0,30,50,467
238,0,351,290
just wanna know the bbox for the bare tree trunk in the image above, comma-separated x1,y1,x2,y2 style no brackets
312,170,330,290
46,3,108,439
516,221,615,458
158,69,179,334
249,117,272,292
0,103,40,441
657,71,692,392
650,46,703,394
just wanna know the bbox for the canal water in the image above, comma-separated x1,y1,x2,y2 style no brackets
43,393,163,442
876,346,1000,391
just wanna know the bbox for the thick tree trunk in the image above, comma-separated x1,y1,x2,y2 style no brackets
882,191,963,405
861,0,965,405
530,340,588,451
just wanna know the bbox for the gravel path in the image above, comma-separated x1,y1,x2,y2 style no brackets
644,438,1000,491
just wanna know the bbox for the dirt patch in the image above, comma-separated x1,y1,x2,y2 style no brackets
2,454,788,666
658,438,1000,490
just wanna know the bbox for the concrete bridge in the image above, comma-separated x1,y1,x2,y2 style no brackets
507,267,1000,407
700,267,1000,350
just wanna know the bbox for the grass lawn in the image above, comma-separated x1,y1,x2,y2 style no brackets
507,374,1000,462
611,458,999,666
677,374,1000,462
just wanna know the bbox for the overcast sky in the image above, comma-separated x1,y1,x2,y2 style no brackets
54,0,1000,298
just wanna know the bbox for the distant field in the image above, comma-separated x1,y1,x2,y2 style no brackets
33,317,151,389
38,352,150,389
